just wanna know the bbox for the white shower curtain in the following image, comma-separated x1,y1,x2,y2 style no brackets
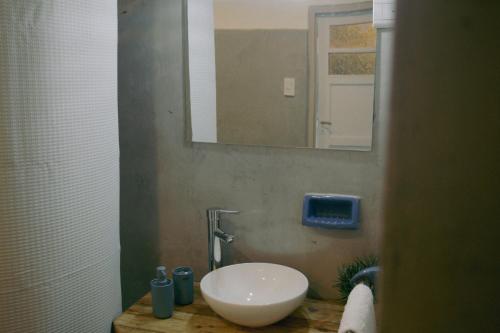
0,1,121,332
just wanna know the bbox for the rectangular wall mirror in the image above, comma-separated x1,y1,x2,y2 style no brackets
185,0,377,151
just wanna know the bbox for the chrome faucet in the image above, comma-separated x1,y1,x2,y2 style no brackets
206,208,239,271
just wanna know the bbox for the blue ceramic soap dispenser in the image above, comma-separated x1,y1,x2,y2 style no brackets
150,266,174,319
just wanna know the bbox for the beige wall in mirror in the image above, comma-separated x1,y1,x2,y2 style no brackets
186,0,379,150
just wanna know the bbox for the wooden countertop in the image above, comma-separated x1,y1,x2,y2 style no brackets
114,284,344,333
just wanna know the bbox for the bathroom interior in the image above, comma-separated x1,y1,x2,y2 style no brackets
0,0,498,332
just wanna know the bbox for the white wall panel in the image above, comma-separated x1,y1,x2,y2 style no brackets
188,0,218,143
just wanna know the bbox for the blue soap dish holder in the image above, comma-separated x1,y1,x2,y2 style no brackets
302,193,360,230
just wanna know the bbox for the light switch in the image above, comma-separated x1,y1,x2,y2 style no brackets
284,78,295,97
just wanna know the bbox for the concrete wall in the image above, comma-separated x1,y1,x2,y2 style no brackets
118,0,387,304
118,0,161,309
214,0,368,30
215,30,308,147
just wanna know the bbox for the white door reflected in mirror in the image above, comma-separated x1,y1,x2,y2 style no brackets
316,16,376,150
186,0,386,151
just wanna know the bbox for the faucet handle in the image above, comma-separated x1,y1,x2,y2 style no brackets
214,229,235,244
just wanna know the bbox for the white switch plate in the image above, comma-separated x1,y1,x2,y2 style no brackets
284,78,295,97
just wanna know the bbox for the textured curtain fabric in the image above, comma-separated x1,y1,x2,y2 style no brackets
0,1,121,331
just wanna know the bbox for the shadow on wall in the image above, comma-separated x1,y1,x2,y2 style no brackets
118,0,161,310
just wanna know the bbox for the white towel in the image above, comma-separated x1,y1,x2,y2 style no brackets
338,284,376,333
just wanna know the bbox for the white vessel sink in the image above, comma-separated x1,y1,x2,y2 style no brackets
200,263,308,327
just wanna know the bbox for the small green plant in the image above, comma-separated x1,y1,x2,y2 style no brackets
335,255,379,303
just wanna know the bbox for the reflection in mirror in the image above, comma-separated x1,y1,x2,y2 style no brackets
186,1,379,150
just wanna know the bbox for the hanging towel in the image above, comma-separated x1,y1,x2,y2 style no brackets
338,283,376,333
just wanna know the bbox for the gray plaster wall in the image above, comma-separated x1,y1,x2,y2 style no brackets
118,0,386,303
118,0,161,309
215,30,308,147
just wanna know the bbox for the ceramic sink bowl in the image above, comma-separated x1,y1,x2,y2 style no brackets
200,263,308,327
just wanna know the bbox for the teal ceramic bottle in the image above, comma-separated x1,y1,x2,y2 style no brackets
150,266,174,319
173,267,194,305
